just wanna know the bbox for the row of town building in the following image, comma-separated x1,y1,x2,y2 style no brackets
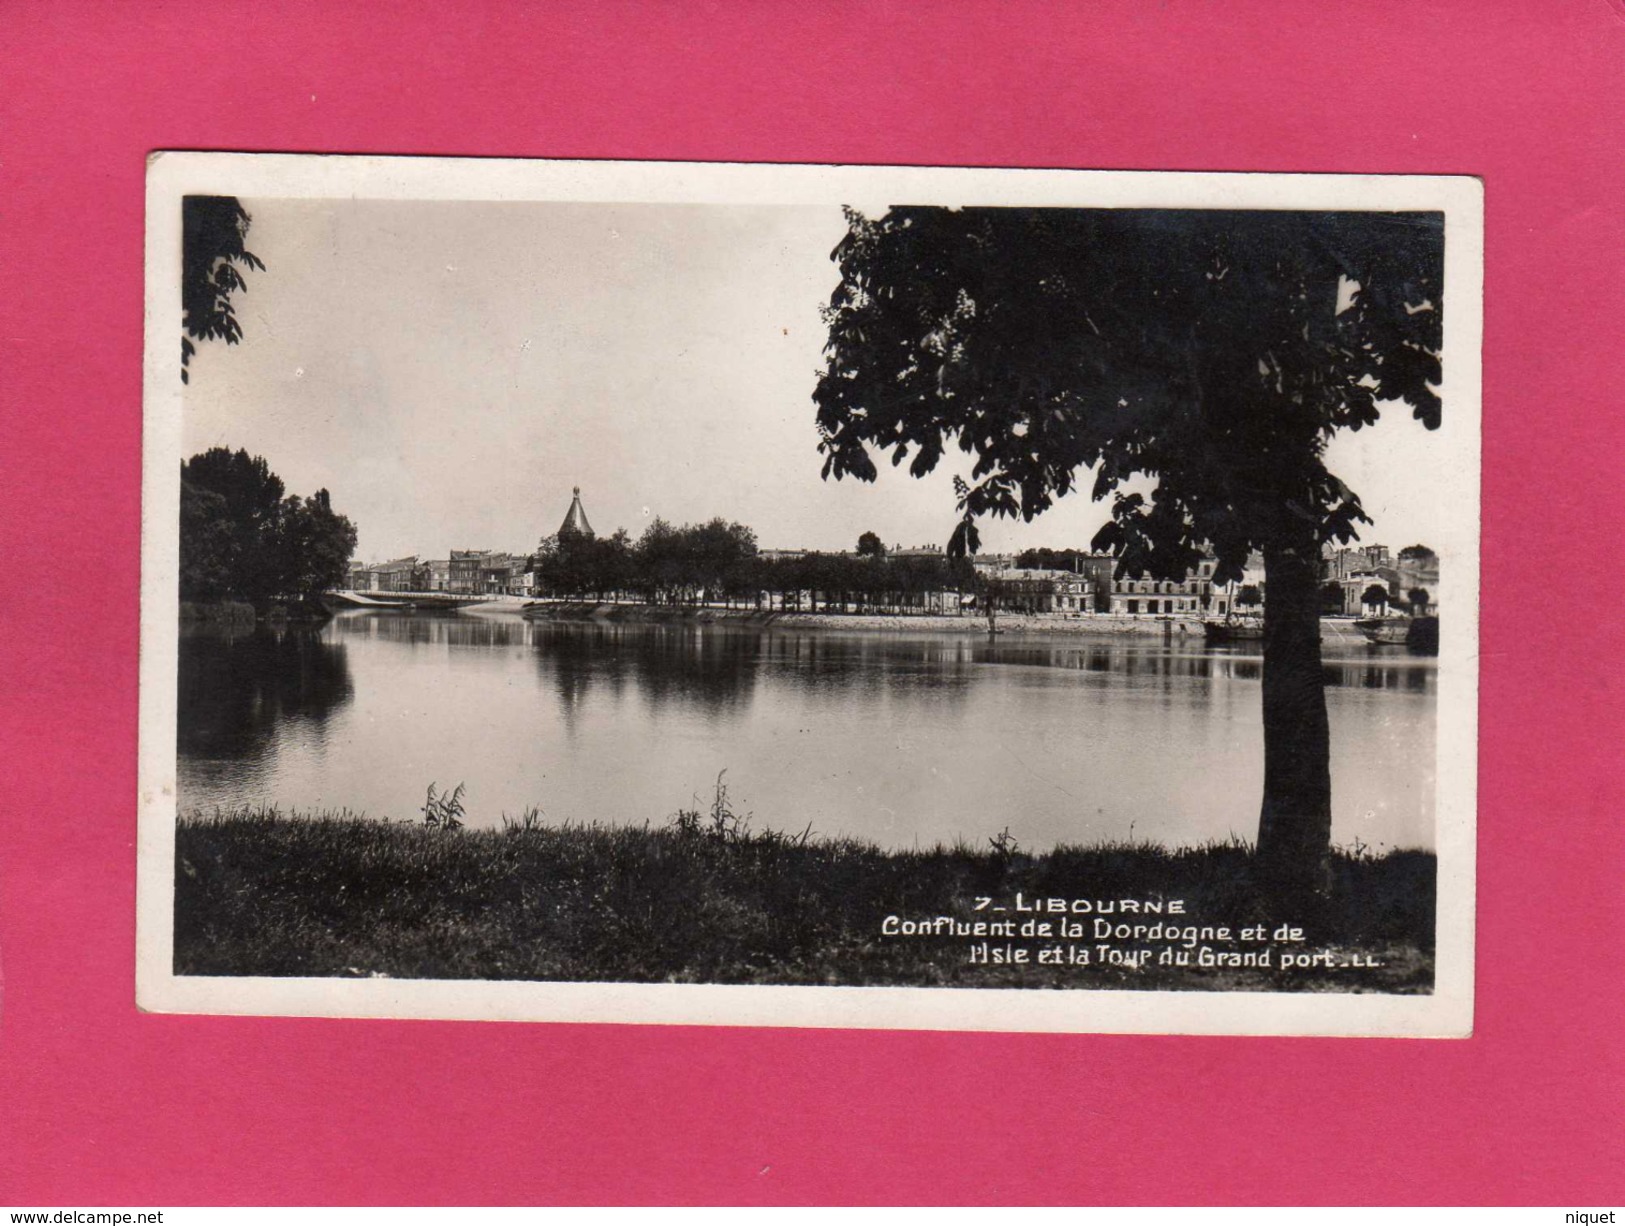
760,546,1251,618
974,545,1437,619
346,489,598,596
982,554,1247,618
345,485,1435,619
779,542,1434,620
1322,543,1440,616
349,549,535,596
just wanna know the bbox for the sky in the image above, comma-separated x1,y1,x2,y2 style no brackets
182,198,1452,564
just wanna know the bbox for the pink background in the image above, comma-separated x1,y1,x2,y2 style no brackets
2,0,1622,1205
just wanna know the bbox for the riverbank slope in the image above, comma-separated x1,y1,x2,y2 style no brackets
175,809,1433,991
181,597,332,625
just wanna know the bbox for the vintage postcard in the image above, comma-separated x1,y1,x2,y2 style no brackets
137,154,1481,1035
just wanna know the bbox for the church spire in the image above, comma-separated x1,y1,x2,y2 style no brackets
558,486,594,538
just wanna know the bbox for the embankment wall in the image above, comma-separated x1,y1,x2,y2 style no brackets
518,601,1369,639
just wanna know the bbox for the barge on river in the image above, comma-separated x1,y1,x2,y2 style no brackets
1355,614,1440,653
1202,615,1264,643
321,590,493,613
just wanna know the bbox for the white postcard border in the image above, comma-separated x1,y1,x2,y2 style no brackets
138,153,1481,1037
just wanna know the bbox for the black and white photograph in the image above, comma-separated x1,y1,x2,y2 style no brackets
137,156,1480,1035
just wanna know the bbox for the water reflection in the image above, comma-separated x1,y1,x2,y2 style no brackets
978,639,1434,692
178,624,354,758
177,624,354,804
758,628,978,696
340,611,528,649
175,611,1437,851
1339,660,1434,692
558,625,761,714
530,621,990,722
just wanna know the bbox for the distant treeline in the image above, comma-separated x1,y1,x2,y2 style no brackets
1013,547,1100,572
535,518,977,611
181,448,357,603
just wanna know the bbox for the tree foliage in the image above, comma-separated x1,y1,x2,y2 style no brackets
529,516,972,612
180,448,357,602
182,196,264,383
856,531,887,558
813,205,1445,899
814,207,1442,581
535,528,636,599
1014,546,1091,571
756,550,971,612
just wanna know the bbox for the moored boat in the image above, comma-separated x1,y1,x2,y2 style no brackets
1203,616,1264,643
321,589,492,613
321,590,417,612
1354,616,1409,645
1356,614,1439,652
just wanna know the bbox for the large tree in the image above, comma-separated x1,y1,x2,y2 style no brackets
814,207,1443,899
180,448,286,600
180,448,356,603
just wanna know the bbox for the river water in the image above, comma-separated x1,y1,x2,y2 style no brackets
176,610,1437,852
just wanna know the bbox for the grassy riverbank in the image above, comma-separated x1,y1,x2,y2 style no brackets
175,807,1434,992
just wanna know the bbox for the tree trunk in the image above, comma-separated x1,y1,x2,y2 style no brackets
1256,540,1333,903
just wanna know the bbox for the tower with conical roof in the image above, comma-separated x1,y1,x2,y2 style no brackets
558,486,595,539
